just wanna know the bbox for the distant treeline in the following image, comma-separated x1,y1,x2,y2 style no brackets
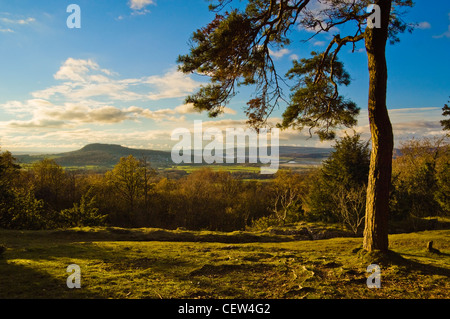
0,134,448,232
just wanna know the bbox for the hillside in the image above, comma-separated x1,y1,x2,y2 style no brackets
15,143,172,168
13,143,333,169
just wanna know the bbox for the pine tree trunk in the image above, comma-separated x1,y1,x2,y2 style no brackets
363,0,394,252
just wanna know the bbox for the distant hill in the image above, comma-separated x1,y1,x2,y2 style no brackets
278,146,332,159
15,143,172,168
14,143,334,169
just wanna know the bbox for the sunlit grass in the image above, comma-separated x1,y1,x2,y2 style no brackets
0,227,448,299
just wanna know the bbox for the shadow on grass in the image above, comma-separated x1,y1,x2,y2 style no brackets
356,248,450,277
0,257,104,299
0,241,206,299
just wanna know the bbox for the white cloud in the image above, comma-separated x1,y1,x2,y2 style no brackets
0,127,174,152
1,98,53,115
269,48,291,59
2,54,445,151
128,0,155,15
0,17,35,25
6,119,67,129
129,0,155,10
32,58,203,102
173,103,199,114
1,100,190,127
144,69,204,100
345,107,445,147
221,107,237,115
433,25,450,39
417,21,431,30
1,99,214,132
433,12,450,38
2,105,445,153
0,14,35,33
53,58,118,83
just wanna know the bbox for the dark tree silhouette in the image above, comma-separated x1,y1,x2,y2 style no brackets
441,98,450,132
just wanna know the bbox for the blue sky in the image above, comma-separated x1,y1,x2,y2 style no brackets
0,0,449,153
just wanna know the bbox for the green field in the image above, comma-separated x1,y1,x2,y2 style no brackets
168,165,262,174
0,226,449,299
164,163,320,175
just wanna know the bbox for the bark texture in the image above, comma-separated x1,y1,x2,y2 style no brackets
363,0,394,252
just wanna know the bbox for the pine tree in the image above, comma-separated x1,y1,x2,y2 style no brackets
178,0,415,251
441,98,450,133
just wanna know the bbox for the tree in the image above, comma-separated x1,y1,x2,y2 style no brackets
139,156,157,212
0,150,20,198
332,184,367,234
31,158,66,211
321,132,371,187
0,149,47,230
178,0,414,252
441,97,450,133
0,149,21,227
271,170,305,225
4,187,46,230
106,155,147,222
391,137,449,219
305,132,370,224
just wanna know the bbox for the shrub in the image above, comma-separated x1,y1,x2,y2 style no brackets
59,190,107,227
249,215,281,231
2,188,47,230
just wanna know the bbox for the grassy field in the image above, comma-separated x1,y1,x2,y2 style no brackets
0,226,449,299
166,165,262,174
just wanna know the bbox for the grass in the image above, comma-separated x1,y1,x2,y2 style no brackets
0,226,448,299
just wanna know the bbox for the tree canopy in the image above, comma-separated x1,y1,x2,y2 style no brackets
178,0,413,137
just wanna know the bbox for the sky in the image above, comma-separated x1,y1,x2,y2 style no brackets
0,0,449,153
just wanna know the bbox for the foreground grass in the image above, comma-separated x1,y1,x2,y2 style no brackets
0,227,448,299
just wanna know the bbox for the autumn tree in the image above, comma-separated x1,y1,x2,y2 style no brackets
31,158,67,211
0,149,46,230
139,156,157,213
178,0,415,252
0,150,20,196
0,149,20,226
391,137,449,220
106,155,149,223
